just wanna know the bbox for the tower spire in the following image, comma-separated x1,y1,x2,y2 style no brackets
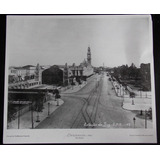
87,46,91,65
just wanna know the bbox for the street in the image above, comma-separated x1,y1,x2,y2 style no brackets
36,74,152,129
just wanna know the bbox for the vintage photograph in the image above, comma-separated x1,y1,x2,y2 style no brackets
3,15,157,143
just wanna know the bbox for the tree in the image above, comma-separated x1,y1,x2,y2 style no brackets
128,63,137,79
129,92,135,98
34,92,44,112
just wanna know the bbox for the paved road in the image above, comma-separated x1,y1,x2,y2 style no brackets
37,73,152,129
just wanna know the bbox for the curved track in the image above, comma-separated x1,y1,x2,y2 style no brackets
71,76,103,128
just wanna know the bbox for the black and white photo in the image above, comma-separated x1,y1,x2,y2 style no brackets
3,15,157,143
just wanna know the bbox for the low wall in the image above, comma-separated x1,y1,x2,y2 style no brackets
10,105,31,121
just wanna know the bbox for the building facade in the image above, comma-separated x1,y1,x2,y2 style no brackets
65,46,94,82
69,47,93,78
8,64,42,89
41,47,94,86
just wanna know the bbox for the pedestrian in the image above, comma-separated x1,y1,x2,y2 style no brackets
55,93,61,106
54,87,59,101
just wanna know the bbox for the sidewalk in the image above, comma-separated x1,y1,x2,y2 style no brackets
62,81,87,94
111,79,127,97
110,76,152,111
32,84,55,90
122,97,152,111
8,96,64,129
31,81,88,94
62,75,97,94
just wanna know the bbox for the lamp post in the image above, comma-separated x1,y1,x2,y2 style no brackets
140,88,142,98
30,102,34,129
133,117,136,128
36,100,40,123
36,111,40,122
48,102,50,117
132,97,134,105
145,110,147,129
18,101,20,129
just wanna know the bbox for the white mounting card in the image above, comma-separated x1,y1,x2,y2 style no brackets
3,15,157,144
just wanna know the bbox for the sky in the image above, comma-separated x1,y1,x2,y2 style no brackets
6,15,153,68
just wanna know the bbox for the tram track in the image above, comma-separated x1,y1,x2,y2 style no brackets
88,77,102,127
71,75,103,128
70,88,95,128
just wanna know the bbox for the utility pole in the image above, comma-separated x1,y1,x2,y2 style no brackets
36,99,40,123
140,89,142,98
18,100,20,129
31,102,34,129
145,110,147,129
132,97,134,105
48,102,50,117
36,111,40,122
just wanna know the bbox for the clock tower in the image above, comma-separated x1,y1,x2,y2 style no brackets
87,46,91,66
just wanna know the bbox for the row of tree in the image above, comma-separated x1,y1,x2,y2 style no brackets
109,63,151,91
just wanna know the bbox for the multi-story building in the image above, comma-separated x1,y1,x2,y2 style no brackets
41,47,94,86
69,46,94,79
8,64,42,89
